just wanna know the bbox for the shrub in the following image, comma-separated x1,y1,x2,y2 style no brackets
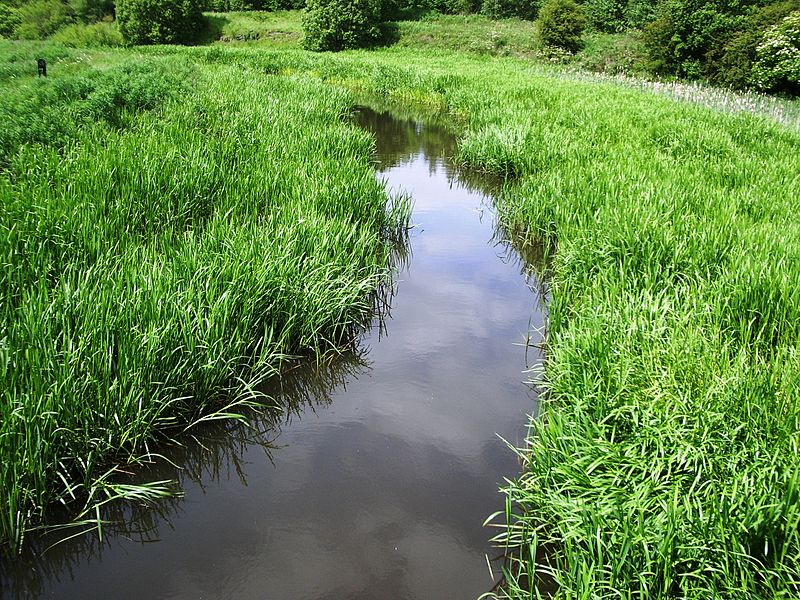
752,10,800,93
68,0,115,21
481,0,540,20
0,3,21,37
715,1,800,89
302,0,384,51
623,0,658,28
14,0,73,39
50,20,124,45
583,0,625,32
116,0,204,44
538,0,586,52
641,0,747,79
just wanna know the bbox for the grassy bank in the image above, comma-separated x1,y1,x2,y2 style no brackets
170,44,800,596
3,37,800,597
0,41,409,550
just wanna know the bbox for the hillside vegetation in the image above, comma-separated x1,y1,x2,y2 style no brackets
2,0,800,93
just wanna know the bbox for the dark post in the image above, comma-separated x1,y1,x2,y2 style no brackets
37,59,47,77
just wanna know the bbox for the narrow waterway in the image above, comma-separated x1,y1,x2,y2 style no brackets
1,106,545,600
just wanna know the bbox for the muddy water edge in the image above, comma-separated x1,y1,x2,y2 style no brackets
0,105,546,600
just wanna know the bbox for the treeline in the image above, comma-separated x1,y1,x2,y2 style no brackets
302,0,800,94
395,0,799,93
0,0,798,93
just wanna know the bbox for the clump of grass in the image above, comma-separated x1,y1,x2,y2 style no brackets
207,44,800,596
0,46,409,551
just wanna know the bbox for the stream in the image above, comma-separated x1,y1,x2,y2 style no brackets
0,105,546,600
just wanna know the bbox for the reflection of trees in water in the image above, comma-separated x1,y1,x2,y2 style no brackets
351,105,546,284
354,102,548,385
352,104,507,199
0,338,376,599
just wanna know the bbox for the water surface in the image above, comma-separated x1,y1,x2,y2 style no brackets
1,106,545,600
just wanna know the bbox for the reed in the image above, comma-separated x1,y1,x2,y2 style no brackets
0,46,409,551
4,38,800,597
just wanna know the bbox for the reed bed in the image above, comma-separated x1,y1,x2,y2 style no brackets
4,40,800,597
192,46,800,596
0,46,409,551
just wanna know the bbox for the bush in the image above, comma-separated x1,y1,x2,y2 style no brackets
538,0,586,51
302,0,384,51
642,0,747,79
68,0,115,21
14,0,73,39
752,10,800,92
583,0,625,32
623,0,658,28
715,1,800,89
0,3,21,37
482,0,540,20
117,0,203,44
50,20,123,45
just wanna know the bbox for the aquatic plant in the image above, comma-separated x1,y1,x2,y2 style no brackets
0,48,409,550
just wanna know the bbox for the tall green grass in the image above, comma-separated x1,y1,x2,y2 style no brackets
180,45,800,596
0,45,409,551
4,39,800,597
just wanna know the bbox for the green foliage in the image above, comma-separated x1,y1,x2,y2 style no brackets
395,14,541,56
642,0,751,78
50,20,124,45
538,0,586,51
622,0,657,28
116,0,204,44
582,0,625,32
13,0,73,39
68,0,115,21
0,3,21,37
201,0,303,11
581,0,659,32
0,47,409,550
715,1,800,89
752,11,800,92
0,58,189,163
577,30,648,73
481,0,540,21
302,0,384,51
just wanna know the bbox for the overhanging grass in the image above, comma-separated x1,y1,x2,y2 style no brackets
0,46,409,551
183,45,800,596
3,39,800,596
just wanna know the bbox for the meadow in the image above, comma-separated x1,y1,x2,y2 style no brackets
2,22,800,598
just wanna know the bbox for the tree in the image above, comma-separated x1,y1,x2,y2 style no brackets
538,0,586,52
752,10,800,93
117,0,203,44
302,0,384,51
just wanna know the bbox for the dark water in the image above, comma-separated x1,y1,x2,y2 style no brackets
1,107,545,600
